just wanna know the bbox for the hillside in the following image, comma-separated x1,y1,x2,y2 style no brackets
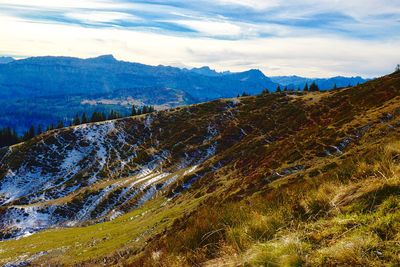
0,71,399,266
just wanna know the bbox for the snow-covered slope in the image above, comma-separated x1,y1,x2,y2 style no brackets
0,101,240,239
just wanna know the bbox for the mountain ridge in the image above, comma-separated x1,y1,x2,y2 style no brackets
0,57,15,64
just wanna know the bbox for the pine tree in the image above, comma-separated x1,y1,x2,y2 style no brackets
46,124,54,132
73,115,81,126
90,112,107,122
81,113,88,124
57,120,64,129
333,83,337,90
396,64,400,73
310,82,319,92
0,127,20,147
276,85,281,93
303,83,309,92
90,112,100,122
23,125,36,141
108,110,121,120
131,105,137,116
283,86,288,92
108,110,115,120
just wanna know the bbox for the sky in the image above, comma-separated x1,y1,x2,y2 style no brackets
0,0,399,77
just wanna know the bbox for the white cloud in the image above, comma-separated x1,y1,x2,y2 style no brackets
0,0,130,10
214,0,281,10
0,0,399,77
65,11,139,24
215,0,400,18
1,13,399,78
169,19,242,37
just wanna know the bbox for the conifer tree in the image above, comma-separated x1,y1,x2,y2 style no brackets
276,85,281,93
303,83,309,92
90,112,100,122
310,82,319,92
108,110,121,120
46,124,53,132
0,127,20,147
73,115,81,126
23,125,35,141
81,113,88,124
57,120,64,129
131,105,137,116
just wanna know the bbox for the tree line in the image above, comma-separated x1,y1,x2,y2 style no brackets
257,81,359,96
275,81,321,93
0,105,155,148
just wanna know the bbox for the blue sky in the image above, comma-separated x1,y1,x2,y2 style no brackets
0,0,399,77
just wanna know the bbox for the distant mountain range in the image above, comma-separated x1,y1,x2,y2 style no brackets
0,55,278,100
270,75,368,90
0,55,369,132
0,57,15,64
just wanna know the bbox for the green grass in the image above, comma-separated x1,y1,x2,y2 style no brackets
0,194,205,265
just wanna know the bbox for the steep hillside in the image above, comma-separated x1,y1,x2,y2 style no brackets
0,71,399,266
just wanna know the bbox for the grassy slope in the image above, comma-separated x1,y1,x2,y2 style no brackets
0,72,399,266
131,72,400,266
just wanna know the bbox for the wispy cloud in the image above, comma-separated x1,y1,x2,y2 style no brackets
0,0,399,77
